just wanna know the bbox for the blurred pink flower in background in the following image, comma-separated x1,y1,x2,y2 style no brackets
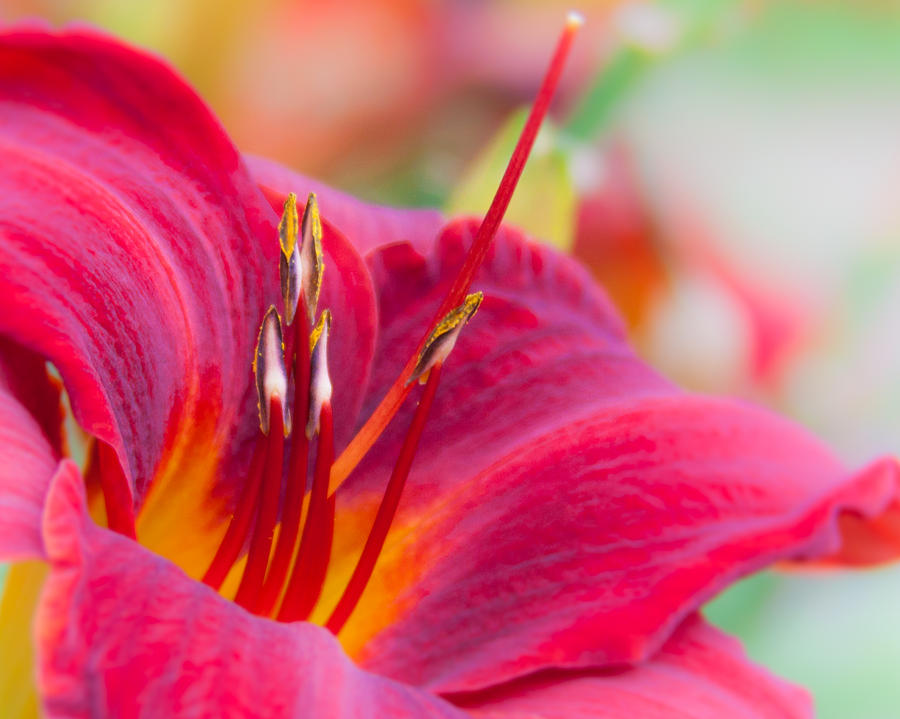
569,2,900,465
0,0,620,195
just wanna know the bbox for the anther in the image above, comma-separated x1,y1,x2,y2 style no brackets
254,306,290,435
306,309,333,439
409,292,483,385
300,193,325,322
279,193,302,325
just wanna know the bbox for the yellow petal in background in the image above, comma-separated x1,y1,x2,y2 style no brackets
446,107,576,251
0,561,46,719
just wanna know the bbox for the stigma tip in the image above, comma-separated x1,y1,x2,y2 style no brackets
566,10,585,28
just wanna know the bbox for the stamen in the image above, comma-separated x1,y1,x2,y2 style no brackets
201,440,267,590
234,397,286,611
300,193,325,322
279,193,302,326
232,308,288,611
256,313,312,616
327,362,444,635
97,441,137,539
254,306,290,435
409,292,483,385
278,401,335,623
306,310,333,439
328,15,582,494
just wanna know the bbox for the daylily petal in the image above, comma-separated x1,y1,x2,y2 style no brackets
340,218,671,518
0,560,46,718
458,615,811,719
324,221,899,693
0,27,279,539
810,456,900,566
36,463,466,719
36,464,811,718
317,222,378,452
0,341,62,559
247,153,446,256
355,397,898,693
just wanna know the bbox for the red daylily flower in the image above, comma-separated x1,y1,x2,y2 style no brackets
1,21,900,719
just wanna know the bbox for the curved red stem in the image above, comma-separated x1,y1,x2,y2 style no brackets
201,440,268,590
234,400,285,611
257,318,312,615
97,441,137,539
327,364,442,635
328,17,581,495
278,402,335,622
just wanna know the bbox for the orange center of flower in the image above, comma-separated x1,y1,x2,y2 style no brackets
97,13,582,633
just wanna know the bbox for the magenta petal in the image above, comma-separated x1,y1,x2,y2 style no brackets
0,343,61,559
344,221,900,692
350,219,672,513
247,153,446,256
36,464,466,719
318,223,378,451
0,27,286,509
359,397,899,692
458,616,811,719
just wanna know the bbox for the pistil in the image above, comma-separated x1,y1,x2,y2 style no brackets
328,12,584,495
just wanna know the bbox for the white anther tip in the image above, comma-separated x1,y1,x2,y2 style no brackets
566,10,585,28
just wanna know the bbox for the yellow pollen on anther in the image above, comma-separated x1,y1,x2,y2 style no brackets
301,193,325,321
279,192,304,325
307,308,333,438
254,306,289,435
409,292,483,384
278,192,299,258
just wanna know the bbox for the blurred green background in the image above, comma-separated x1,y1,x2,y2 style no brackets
2,1,899,716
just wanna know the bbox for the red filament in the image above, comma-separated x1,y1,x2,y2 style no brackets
234,399,285,611
97,441,137,539
201,440,268,590
278,402,335,622
257,317,312,615
327,363,443,635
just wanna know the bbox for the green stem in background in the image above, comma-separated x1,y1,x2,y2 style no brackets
564,46,654,142
563,0,738,142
